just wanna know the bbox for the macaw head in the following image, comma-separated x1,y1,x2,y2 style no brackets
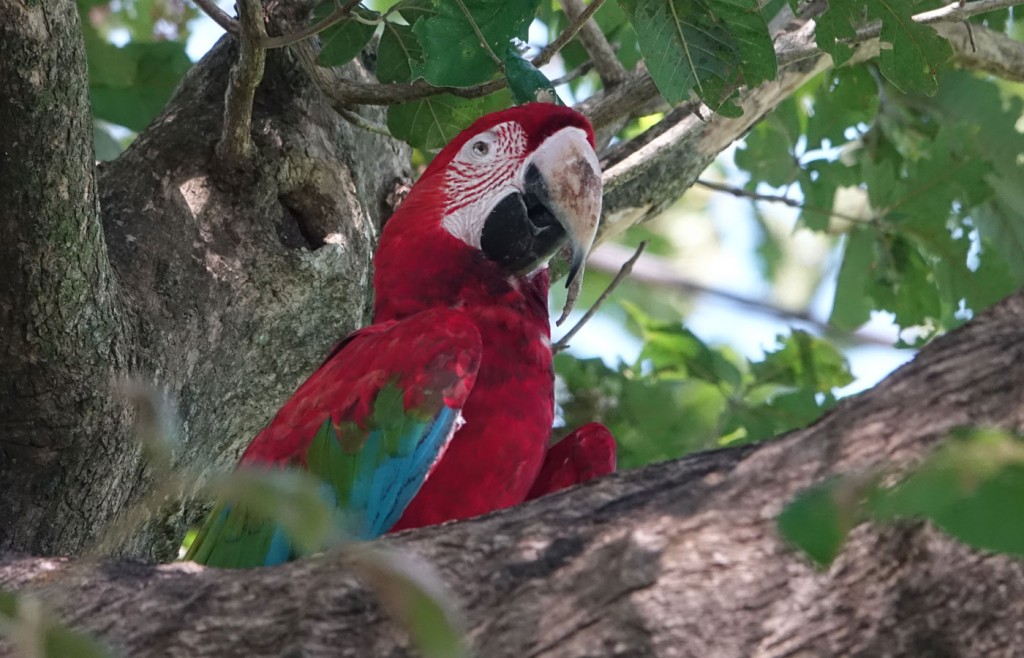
375,103,603,321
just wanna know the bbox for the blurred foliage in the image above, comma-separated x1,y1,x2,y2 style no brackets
780,428,1024,567
79,0,195,156
0,590,116,658
736,69,1024,344
557,303,852,469
350,548,469,658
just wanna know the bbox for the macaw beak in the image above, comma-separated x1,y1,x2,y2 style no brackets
478,125,602,322
522,126,603,290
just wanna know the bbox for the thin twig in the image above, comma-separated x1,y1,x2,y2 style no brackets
550,60,595,86
588,244,897,347
695,179,880,228
193,0,238,35
534,0,606,68
216,0,267,166
261,0,364,49
561,0,627,87
553,241,647,353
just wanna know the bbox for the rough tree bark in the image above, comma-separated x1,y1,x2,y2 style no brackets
0,0,409,560
2,288,1023,657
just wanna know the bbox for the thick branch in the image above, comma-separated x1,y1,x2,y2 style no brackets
940,21,1024,82
561,0,627,87
217,0,268,166
3,289,1024,656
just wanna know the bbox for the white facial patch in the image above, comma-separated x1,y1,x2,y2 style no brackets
441,121,528,248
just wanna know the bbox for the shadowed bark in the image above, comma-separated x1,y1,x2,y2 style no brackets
2,290,1023,657
0,1,410,561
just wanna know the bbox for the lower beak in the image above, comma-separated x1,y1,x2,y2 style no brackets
523,126,603,321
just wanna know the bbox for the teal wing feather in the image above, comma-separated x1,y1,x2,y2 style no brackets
186,309,481,567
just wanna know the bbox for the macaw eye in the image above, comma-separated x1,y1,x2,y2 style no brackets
472,140,490,157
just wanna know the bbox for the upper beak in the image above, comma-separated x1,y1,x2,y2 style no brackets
523,126,603,323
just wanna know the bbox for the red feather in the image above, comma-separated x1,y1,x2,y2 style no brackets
234,103,614,539
525,423,617,500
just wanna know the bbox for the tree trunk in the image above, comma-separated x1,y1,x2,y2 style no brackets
0,0,135,559
2,289,1023,657
0,0,410,561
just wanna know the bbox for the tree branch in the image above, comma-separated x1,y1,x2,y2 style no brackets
939,21,1024,82
193,0,239,36
0,0,136,557
4,290,1024,656
296,0,605,108
533,0,606,69
260,0,363,49
694,178,880,229
561,0,627,88
216,0,268,166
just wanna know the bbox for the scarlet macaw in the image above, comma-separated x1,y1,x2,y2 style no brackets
186,104,615,567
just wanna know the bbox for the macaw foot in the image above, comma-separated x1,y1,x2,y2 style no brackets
525,422,616,500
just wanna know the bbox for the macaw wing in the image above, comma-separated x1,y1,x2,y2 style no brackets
186,308,481,567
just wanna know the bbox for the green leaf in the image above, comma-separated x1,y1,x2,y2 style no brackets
315,5,379,67
734,98,800,186
725,388,838,444
351,548,469,658
867,233,943,336
805,68,879,148
721,331,851,444
387,91,508,150
973,177,1024,282
830,227,876,330
86,40,192,131
920,72,1024,289
411,0,540,87
815,0,952,92
618,0,775,113
554,354,725,469
503,45,559,104
797,159,860,232
871,429,1024,556
873,0,951,93
752,330,853,391
622,301,743,391
778,476,873,567
377,0,434,83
